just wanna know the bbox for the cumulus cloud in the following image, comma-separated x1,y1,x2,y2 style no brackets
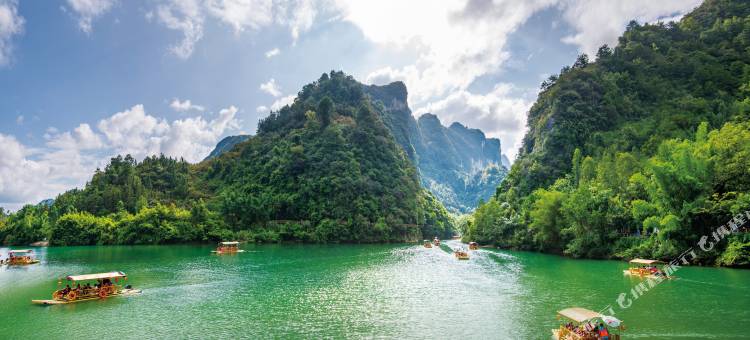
156,0,204,59
256,105,269,113
170,98,205,112
259,78,282,97
270,94,295,111
558,0,702,56
0,0,24,66
0,105,240,209
66,0,116,33
154,0,318,59
416,84,535,161
341,0,555,106
265,47,280,58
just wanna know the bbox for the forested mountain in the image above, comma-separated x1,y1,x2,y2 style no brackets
207,81,508,214
204,135,250,161
466,0,750,267
0,72,454,246
363,82,509,213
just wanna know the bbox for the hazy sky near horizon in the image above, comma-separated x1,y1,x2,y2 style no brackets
0,0,702,210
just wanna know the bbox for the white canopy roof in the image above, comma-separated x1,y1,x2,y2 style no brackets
629,258,664,265
220,241,240,245
8,249,33,254
557,307,602,323
67,271,127,281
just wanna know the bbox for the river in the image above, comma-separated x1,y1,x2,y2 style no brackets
1,240,748,339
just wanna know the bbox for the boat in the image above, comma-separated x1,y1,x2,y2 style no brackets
623,259,673,279
468,242,479,250
454,249,469,260
32,271,141,305
5,249,40,265
212,241,245,254
433,237,441,246
423,240,433,248
552,307,624,340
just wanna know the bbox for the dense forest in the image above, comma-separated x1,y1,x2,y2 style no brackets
464,0,750,266
0,72,454,246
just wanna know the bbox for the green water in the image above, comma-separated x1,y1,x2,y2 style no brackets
1,240,748,339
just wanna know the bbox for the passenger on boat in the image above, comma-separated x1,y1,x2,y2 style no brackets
598,323,609,340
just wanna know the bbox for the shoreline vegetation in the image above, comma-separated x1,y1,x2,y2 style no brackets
463,0,750,268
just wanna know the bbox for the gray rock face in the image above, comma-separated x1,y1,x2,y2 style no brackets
364,82,509,213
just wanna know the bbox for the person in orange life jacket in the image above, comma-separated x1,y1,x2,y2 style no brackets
598,322,609,340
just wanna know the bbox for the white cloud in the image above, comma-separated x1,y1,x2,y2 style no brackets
170,98,206,112
265,47,280,58
270,94,295,111
259,78,282,97
416,84,535,161
46,123,105,150
15,115,23,125
558,0,702,56
342,0,556,107
256,105,269,113
156,0,204,59
0,0,24,66
154,0,318,59
66,0,116,33
205,0,273,34
0,104,240,209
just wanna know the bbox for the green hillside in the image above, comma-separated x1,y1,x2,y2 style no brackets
466,0,750,266
0,72,454,246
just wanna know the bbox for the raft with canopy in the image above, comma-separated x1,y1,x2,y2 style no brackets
552,307,624,340
212,241,245,254
624,258,674,279
5,249,40,265
32,271,141,305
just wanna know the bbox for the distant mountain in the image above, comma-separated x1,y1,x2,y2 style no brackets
207,81,510,214
204,135,250,161
364,83,509,213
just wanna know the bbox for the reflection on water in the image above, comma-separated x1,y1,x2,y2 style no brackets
1,241,749,339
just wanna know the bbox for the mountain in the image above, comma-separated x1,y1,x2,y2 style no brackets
207,81,509,214
0,71,454,246
204,135,250,161
467,0,750,266
364,83,509,213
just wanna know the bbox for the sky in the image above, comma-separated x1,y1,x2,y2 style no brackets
0,0,702,210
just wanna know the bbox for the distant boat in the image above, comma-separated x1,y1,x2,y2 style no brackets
212,241,245,254
623,259,674,280
453,249,469,260
5,249,39,265
423,240,433,248
468,242,478,250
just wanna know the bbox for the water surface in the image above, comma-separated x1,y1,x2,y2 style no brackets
1,241,748,339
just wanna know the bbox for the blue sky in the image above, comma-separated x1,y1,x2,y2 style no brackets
0,0,702,209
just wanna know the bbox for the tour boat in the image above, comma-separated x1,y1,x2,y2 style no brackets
32,271,141,305
423,240,433,248
552,307,624,340
5,249,40,265
454,249,469,260
212,241,245,254
468,242,479,250
623,259,673,279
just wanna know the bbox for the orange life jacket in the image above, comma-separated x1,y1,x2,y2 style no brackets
599,328,609,337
